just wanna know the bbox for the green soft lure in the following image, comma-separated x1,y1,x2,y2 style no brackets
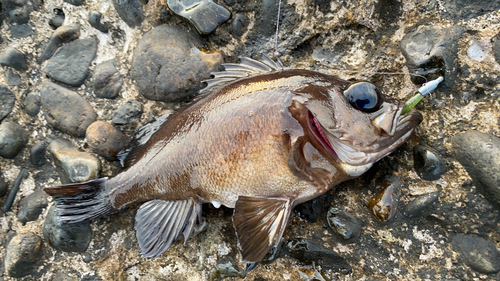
401,76,444,115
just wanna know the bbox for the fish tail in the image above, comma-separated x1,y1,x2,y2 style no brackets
44,178,116,224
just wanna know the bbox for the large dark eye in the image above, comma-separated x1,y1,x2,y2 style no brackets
343,82,383,112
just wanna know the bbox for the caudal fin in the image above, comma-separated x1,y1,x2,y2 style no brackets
44,178,115,224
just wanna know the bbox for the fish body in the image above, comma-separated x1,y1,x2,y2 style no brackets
44,56,422,265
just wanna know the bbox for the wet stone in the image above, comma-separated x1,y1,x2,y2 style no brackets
0,84,16,121
93,60,122,99
0,172,7,198
0,122,29,159
49,8,65,29
40,82,97,137
325,207,362,242
404,192,440,218
17,190,49,224
23,92,41,117
451,234,500,274
131,25,223,102
452,131,500,210
167,0,231,34
9,24,34,38
413,146,447,181
5,69,22,86
30,140,48,167
89,11,109,33
86,121,127,161
43,204,92,252
368,176,401,222
48,138,101,184
5,232,43,278
113,99,143,125
0,47,28,71
112,0,144,28
38,23,81,64
42,37,97,87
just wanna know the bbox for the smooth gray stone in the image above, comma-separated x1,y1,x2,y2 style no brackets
5,232,43,278
0,122,29,159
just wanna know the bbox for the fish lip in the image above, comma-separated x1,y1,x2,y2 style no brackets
307,111,340,161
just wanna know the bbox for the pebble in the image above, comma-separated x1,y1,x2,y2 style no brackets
0,122,29,159
210,259,243,280
23,92,41,117
451,234,500,274
9,24,34,38
131,25,223,101
17,190,49,224
86,121,127,160
167,0,231,34
43,204,92,252
403,192,440,217
0,172,8,198
0,47,29,71
3,169,28,212
452,131,500,210
492,32,500,64
4,232,43,278
368,176,401,222
40,82,97,137
413,146,447,181
93,60,122,98
88,11,109,33
38,23,81,64
112,99,143,125
5,69,22,86
30,140,48,167
325,207,362,242
49,8,65,29
3,0,38,24
64,0,84,6
112,0,144,28
42,37,97,87
48,138,101,184
232,13,248,37
0,84,16,121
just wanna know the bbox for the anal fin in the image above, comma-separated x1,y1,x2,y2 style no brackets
233,196,292,263
135,198,201,258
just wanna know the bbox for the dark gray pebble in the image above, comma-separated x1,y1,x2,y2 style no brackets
452,131,500,210
413,146,447,181
0,122,29,159
112,0,144,28
86,121,127,160
9,24,34,38
3,0,38,24
232,13,248,37
0,172,8,198
131,25,223,101
63,0,84,6
17,190,49,224
5,232,43,278
43,204,92,252
30,140,48,167
0,47,28,71
23,92,41,117
48,138,101,184
168,0,231,34
40,82,97,137
5,69,22,86
404,192,440,217
0,84,16,121
94,60,122,98
325,207,362,242
493,32,500,64
3,169,28,212
451,234,500,274
89,11,109,33
38,23,81,64
43,37,97,87
113,99,143,124
49,8,65,29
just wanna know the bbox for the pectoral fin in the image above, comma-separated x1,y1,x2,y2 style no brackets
233,196,292,263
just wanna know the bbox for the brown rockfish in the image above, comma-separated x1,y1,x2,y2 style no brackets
44,55,422,269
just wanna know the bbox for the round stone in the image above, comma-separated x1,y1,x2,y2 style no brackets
5,232,43,278
451,234,500,274
17,190,49,224
112,99,143,125
326,207,362,242
86,121,127,160
413,146,447,181
0,84,16,121
0,122,29,159
404,192,440,218
93,60,122,99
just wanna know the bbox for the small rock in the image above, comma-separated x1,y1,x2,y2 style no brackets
5,232,43,278
413,146,447,181
40,82,97,137
210,259,243,280
5,69,22,86
30,140,48,167
93,60,122,99
404,192,440,217
48,138,101,184
43,204,92,252
492,32,500,64
0,47,29,71
232,13,248,37
89,11,109,33
49,8,65,29
167,0,231,34
326,208,362,242
63,0,84,6
0,172,8,198
451,234,500,274
43,37,97,87
0,84,16,121
17,190,49,224
452,131,500,210
112,0,144,28
368,176,401,222
131,25,223,101
113,99,143,124
3,0,38,24
0,122,29,159
86,121,127,160
38,23,81,64
9,24,34,38
23,92,41,117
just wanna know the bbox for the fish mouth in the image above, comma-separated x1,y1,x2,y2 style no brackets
307,111,339,161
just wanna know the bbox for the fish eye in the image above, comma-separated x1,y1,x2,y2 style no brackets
343,82,383,113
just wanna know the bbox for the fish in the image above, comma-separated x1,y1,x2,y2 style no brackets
44,55,422,270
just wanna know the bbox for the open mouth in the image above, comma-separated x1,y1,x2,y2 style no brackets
307,111,339,161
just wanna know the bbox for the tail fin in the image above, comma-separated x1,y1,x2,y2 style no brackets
44,178,115,224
